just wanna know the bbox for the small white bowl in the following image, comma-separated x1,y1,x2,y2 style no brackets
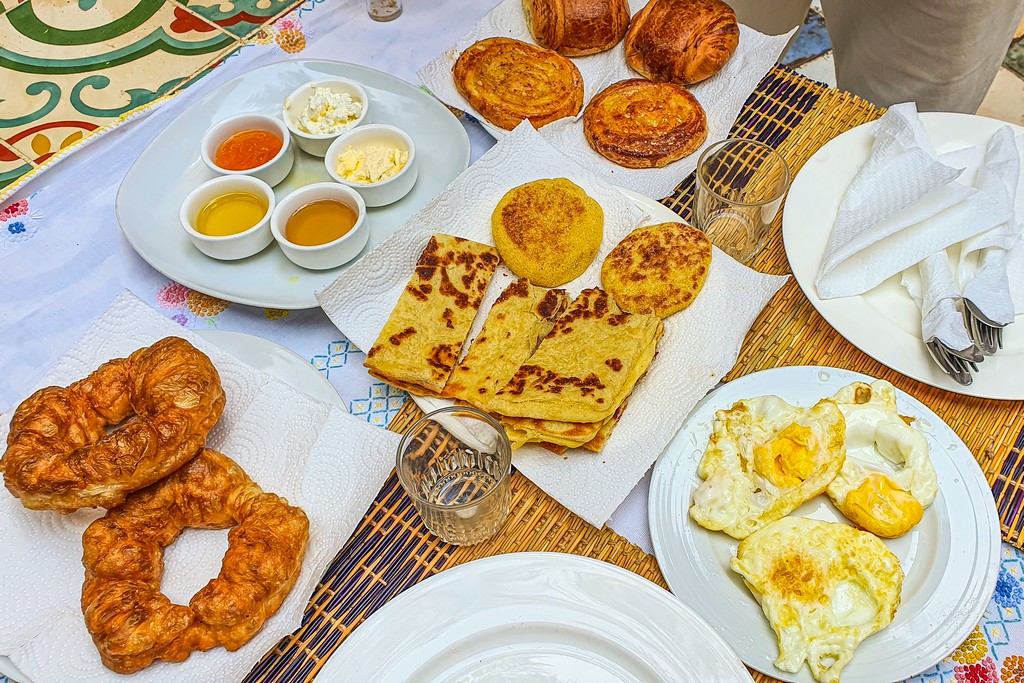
180,175,275,261
282,78,369,157
271,182,369,270
200,113,294,187
324,124,418,207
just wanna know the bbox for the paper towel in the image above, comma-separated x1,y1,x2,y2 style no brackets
317,122,787,528
417,0,794,198
0,292,400,683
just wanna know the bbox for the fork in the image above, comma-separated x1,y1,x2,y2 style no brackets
925,337,983,386
963,298,1006,355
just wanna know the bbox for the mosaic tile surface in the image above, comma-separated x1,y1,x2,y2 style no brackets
0,0,303,194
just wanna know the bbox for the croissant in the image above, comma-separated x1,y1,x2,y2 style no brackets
624,0,740,85
523,0,630,56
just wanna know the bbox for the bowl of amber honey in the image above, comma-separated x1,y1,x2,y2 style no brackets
270,182,368,270
180,175,275,260
201,113,294,187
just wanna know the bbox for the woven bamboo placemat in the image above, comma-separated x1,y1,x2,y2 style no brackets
245,65,1017,683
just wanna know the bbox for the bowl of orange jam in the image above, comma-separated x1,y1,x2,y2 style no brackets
180,175,276,260
270,182,368,270
201,114,294,186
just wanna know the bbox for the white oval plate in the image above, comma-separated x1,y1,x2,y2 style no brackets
315,552,754,682
116,59,470,310
649,365,1000,683
782,112,1024,399
0,329,344,683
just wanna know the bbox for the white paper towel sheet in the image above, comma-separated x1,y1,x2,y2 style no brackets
0,292,401,683
318,123,788,528
417,0,794,198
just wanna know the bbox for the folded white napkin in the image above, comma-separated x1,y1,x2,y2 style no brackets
318,123,788,528
956,126,1024,325
0,292,400,683
902,253,975,351
815,103,1008,300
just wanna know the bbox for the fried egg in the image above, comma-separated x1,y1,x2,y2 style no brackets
730,517,903,683
690,395,846,539
826,381,937,538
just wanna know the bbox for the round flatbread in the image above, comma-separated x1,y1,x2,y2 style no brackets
602,222,712,317
584,79,708,168
453,37,584,131
492,178,603,287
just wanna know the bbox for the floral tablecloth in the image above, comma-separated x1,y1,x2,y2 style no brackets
0,1,1019,681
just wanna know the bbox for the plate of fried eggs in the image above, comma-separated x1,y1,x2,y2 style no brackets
649,365,1000,683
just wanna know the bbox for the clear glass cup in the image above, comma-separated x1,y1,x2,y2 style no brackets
694,138,791,264
396,406,512,546
366,0,402,21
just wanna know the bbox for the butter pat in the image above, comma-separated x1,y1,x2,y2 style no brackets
295,87,362,135
337,145,409,184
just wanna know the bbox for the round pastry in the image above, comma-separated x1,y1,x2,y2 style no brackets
523,0,630,56
1,336,225,513
492,178,604,287
82,449,309,674
584,78,708,168
624,0,740,85
602,222,712,317
452,37,584,130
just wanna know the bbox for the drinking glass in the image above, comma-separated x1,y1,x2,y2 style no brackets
396,406,512,546
694,138,791,264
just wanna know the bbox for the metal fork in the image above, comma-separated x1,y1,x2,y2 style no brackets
925,337,983,386
963,298,1006,355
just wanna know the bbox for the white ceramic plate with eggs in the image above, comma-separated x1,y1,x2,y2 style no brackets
116,59,470,310
783,112,1024,399
649,365,1000,683
314,552,754,682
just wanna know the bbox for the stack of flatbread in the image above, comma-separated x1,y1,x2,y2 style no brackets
365,233,664,453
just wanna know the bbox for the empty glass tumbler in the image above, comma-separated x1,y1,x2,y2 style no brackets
694,138,791,264
396,406,512,546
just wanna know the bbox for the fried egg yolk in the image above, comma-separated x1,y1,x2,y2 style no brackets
753,423,818,489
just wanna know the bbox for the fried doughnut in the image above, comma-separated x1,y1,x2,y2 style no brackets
453,37,584,131
1,336,225,513
584,79,708,168
82,449,310,674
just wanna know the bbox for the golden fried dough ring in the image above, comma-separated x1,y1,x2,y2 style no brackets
82,449,309,674
584,79,708,168
1,337,225,513
453,37,584,131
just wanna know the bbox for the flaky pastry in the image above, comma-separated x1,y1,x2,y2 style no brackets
452,37,584,130
81,449,309,674
1,336,225,513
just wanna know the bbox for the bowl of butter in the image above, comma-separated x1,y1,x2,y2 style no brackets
283,78,368,157
325,124,417,208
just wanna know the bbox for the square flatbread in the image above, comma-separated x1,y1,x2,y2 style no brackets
487,288,663,423
443,278,569,408
364,234,500,396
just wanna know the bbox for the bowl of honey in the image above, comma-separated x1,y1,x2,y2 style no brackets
271,182,368,270
180,175,275,260
201,113,294,187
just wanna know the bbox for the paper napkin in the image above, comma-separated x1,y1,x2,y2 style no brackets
815,103,1009,300
318,122,787,528
902,253,976,351
417,0,794,198
957,127,1024,325
0,292,400,683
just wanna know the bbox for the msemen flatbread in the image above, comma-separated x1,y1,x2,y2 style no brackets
443,278,569,408
365,234,500,396
488,288,663,423
602,222,712,317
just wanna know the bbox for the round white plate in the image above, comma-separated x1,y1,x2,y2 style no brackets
315,552,754,682
649,365,1000,683
116,59,470,310
196,329,344,411
783,112,1024,399
0,330,342,683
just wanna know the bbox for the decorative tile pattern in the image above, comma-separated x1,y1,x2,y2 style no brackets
174,0,299,38
0,143,32,191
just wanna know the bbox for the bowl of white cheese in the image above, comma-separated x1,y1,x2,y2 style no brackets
324,124,417,208
282,78,368,157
